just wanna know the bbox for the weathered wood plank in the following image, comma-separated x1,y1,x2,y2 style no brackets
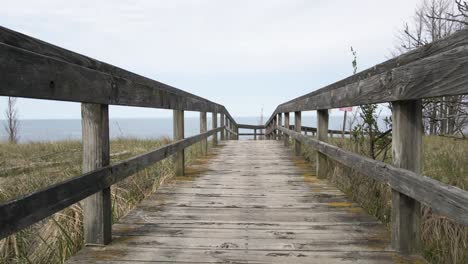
294,112,301,155
0,127,223,239
173,110,185,176
266,29,468,124
317,109,329,179
67,140,398,263
0,26,236,122
237,124,265,129
277,126,468,226
391,100,422,254
81,103,112,245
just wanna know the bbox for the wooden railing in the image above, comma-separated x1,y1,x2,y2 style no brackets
0,27,238,244
264,28,468,254
237,124,264,139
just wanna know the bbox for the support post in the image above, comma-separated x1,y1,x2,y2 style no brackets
254,129,257,140
294,111,301,155
273,115,277,140
317,109,329,179
277,113,283,140
236,125,239,140
220,113,225,140
391,100,422,254
212,112,218,146
200,112,207,155
284,112,290,146
173,110,184,176
82,103,111,245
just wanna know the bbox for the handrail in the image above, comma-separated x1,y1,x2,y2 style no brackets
288,125,351,135
266,28,468,124
0,26,236,124
225,126,238,136
237,124,265,129
277,126,468,226
0,126,224,239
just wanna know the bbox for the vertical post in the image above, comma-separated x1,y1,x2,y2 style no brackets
82,103,111,245
317,109,329,179
284,112,290,146
220,113,225,140
235,124,239,140
212,112,218,146
277,113,283,140
254,129,257,140
200,112,207,155
391,100,422,254
273,115,277,140
294,111,301,155
229,120,233,140
173,110,185,176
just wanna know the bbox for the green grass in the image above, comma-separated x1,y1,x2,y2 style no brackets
0,137,211,264
296,135,467,264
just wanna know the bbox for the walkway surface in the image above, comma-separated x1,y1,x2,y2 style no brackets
68,140,401,263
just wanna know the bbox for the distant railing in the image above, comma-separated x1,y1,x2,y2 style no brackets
265,28,468,255
237,124,264,139
0,26,239,244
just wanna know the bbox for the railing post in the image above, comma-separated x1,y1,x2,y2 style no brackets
284,112,290,146
220,113,225,140
200,112,207,155
273,115,277,140
277,113,283,140
254,128,257,140
391,100,422,254
317,109,329,179
81,103,111,245
212,112,218,146
294,111,301,155
173,110,185,176
235,124,239,140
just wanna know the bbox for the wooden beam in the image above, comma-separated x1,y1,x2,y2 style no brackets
220,113,225,140
254,129,257,140
265,29,468,125
294,112,301,155
212,113,218,146
317,110,329,179
81,103,111,245
277,126,468,227
237,124,265,129
277,113,283,140
284,113,290,146
0,27,238,123
391,100,422,254
200,112,207,155
173,110,184,176
0,127,223,240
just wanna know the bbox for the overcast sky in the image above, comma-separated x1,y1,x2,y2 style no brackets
0,0,420,119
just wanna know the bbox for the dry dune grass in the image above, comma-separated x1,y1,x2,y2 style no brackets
297,135,467,264
0,137,209,264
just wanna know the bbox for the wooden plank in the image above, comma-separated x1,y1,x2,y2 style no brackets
391,100,422,254
220,113,225,140
67,140,400,264
81,103,112,245
212,113,218,146
265,29,468,124
173,110,185,176
317,109,329,179
0,26,237,122
294,112,301,155
284,113,290,146
0,127,223,239
237,124,265,129
277,126,468,226
200,112,207,155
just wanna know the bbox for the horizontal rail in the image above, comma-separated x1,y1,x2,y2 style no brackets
288,125,351,135
225,126,238,136
0,26,236,124
277,126,468,226
238,133,265,136
267,28,468,124
237,124,265,129
0,127,223,239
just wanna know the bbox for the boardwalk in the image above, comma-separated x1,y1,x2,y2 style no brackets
68,141,400,264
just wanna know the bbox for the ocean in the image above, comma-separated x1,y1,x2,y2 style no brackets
0,116,386,143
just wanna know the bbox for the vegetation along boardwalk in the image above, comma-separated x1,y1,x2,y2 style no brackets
67,140,402,263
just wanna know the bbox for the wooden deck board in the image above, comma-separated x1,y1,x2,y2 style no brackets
67,141,409,263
